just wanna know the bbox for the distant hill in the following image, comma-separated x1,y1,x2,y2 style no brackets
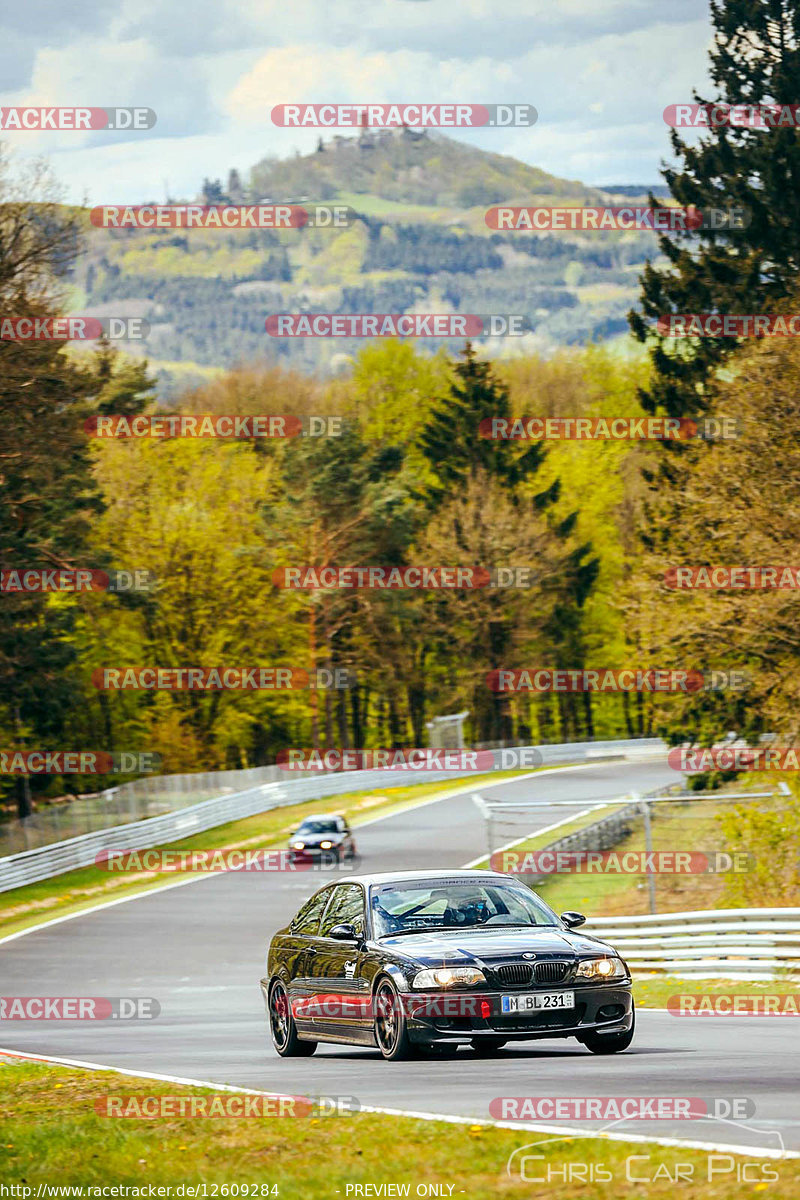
248,128,607,209
68,132,660,394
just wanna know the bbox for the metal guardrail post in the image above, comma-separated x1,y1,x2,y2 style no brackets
635,792,657,915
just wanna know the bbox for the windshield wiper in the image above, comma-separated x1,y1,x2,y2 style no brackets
377,922,560,937
376,927,446,938
480,922,559,929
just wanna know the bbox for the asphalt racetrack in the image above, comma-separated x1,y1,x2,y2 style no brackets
1,760,797,1155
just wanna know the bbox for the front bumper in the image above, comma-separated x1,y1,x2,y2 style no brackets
289,846,341,862
401,984,633,1043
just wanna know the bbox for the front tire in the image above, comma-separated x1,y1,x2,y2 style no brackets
373,978,416,1061
579,1003,635,1055
269,980,316,1057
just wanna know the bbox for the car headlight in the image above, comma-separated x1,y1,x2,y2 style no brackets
292,841,305,850
576,957,626,980
412,967,486,989
320,840,333,849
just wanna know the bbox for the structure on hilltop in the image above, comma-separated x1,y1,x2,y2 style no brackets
315,126,430,153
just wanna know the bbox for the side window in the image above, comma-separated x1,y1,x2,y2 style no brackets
292,887,334,936
319,884,365,937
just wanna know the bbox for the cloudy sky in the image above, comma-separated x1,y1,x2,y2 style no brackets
0,0,714,203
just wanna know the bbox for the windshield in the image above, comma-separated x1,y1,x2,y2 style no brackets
295,819,339,835
370,880,560,937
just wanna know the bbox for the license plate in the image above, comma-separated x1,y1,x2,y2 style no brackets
501,990,575,1014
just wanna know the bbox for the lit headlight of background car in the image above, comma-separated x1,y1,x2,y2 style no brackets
576,956,627,980
319,840,333,849
411,967,486,989
291,841,305,850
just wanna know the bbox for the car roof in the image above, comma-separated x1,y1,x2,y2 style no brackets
296,813,344,821
332,869,512,887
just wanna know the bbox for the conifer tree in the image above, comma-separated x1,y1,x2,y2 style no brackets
630,0,800,417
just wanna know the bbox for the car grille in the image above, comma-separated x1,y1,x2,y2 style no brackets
495,963,533,987
534,961,570,984
493,961,572,988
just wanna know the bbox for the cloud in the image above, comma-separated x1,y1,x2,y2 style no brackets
226,45,501,122
0,0,716,196
0,38,219,149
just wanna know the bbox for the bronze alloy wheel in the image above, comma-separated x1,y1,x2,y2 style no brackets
269,980,316,1057
374,979,415,1061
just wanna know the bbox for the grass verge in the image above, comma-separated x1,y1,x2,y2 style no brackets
0,1059,796,1196
632,975,799,1007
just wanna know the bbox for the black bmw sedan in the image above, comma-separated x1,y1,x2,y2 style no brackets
262,869,634,1061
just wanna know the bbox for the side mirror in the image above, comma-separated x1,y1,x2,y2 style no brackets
329,923,357,940
560,911,586,929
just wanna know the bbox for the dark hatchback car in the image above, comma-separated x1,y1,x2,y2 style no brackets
262,869,634,1061
287,814,357,865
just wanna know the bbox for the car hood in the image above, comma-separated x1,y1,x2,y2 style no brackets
375,926,614,963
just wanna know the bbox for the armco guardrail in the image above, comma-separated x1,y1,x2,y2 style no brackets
0,738,667,893
0,764,287,856
585,908,800,978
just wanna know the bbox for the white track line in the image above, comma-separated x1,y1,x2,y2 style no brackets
0,1046,793,1159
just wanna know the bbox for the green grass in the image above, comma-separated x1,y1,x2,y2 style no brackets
633,976,800,1008
333,191,460,222
1,1060,796,1195
0,770,536,940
